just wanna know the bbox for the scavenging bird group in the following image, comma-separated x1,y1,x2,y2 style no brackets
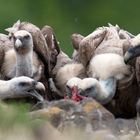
0,20,140,119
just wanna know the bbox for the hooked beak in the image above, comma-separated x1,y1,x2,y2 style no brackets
15,39,22,48
28,82,45,102
29,90,44,102
124,45,140,64
35,82,45,94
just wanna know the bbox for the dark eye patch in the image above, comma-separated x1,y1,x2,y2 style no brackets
85,87,95,93
24,35,30,39
19,82,28,87
79,86,95,97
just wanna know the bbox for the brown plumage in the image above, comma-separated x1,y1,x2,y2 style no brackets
2,21,54,100
71,33,84,62
49,50,87,98
74,24,140,118
6,20,50,79
0,30,43,81
41,25,60,74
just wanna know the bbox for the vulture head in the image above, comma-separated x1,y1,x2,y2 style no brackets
13,30,33,54
124,34,140,63
66,77,116,104
7,76,45,101
124,44,140,64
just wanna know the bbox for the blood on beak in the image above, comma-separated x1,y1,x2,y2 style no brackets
71,85,85,102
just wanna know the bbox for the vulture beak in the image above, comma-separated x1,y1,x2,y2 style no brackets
35,82,46,94
124,45,140,64
71,85,85,102
15,38,22,48
29,90,44,102
29,82,45,102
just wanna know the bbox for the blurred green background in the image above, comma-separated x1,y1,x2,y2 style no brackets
0,0,140,55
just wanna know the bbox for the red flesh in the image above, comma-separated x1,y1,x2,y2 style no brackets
71,86,85,102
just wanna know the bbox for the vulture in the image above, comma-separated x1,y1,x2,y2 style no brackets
66,53,130,104
2,30,42,79
1,20,58,100
0,30,46,101
70,24,140,118
48,50,87,98
6,20,50,78
42,25,87,99
0,76,45,101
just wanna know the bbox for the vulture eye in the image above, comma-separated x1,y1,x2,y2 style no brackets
24,35,30,40
12,36,16,41
19,82,28,87
85,87,94,93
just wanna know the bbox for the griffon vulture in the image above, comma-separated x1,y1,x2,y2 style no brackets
1,30,43,80
42,25,87,99
66,53,130,104
6,20,50,78
70,24,140,118
4,20,59,100
48,49,87,98
0,30,46,101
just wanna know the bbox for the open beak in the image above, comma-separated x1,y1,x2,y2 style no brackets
124,45,140,64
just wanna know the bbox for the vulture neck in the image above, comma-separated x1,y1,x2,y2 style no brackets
15,51,33,77
95,77,117,105
0,80,12,99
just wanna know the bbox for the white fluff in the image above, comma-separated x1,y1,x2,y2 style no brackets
89,53,130,80
55,63,85,94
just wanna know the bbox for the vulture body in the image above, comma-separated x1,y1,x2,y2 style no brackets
1,30,42,80
41,25,84,99
49,50,87,98
6,20,50,78
2,21,59,100
66,53,130,105
71,24,140,118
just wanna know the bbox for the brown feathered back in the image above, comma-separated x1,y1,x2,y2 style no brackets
6,21,50,79
41,25,60,74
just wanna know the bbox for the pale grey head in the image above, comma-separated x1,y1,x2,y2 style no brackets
66,77,117,104
9,76,44,101
13,30,33,54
